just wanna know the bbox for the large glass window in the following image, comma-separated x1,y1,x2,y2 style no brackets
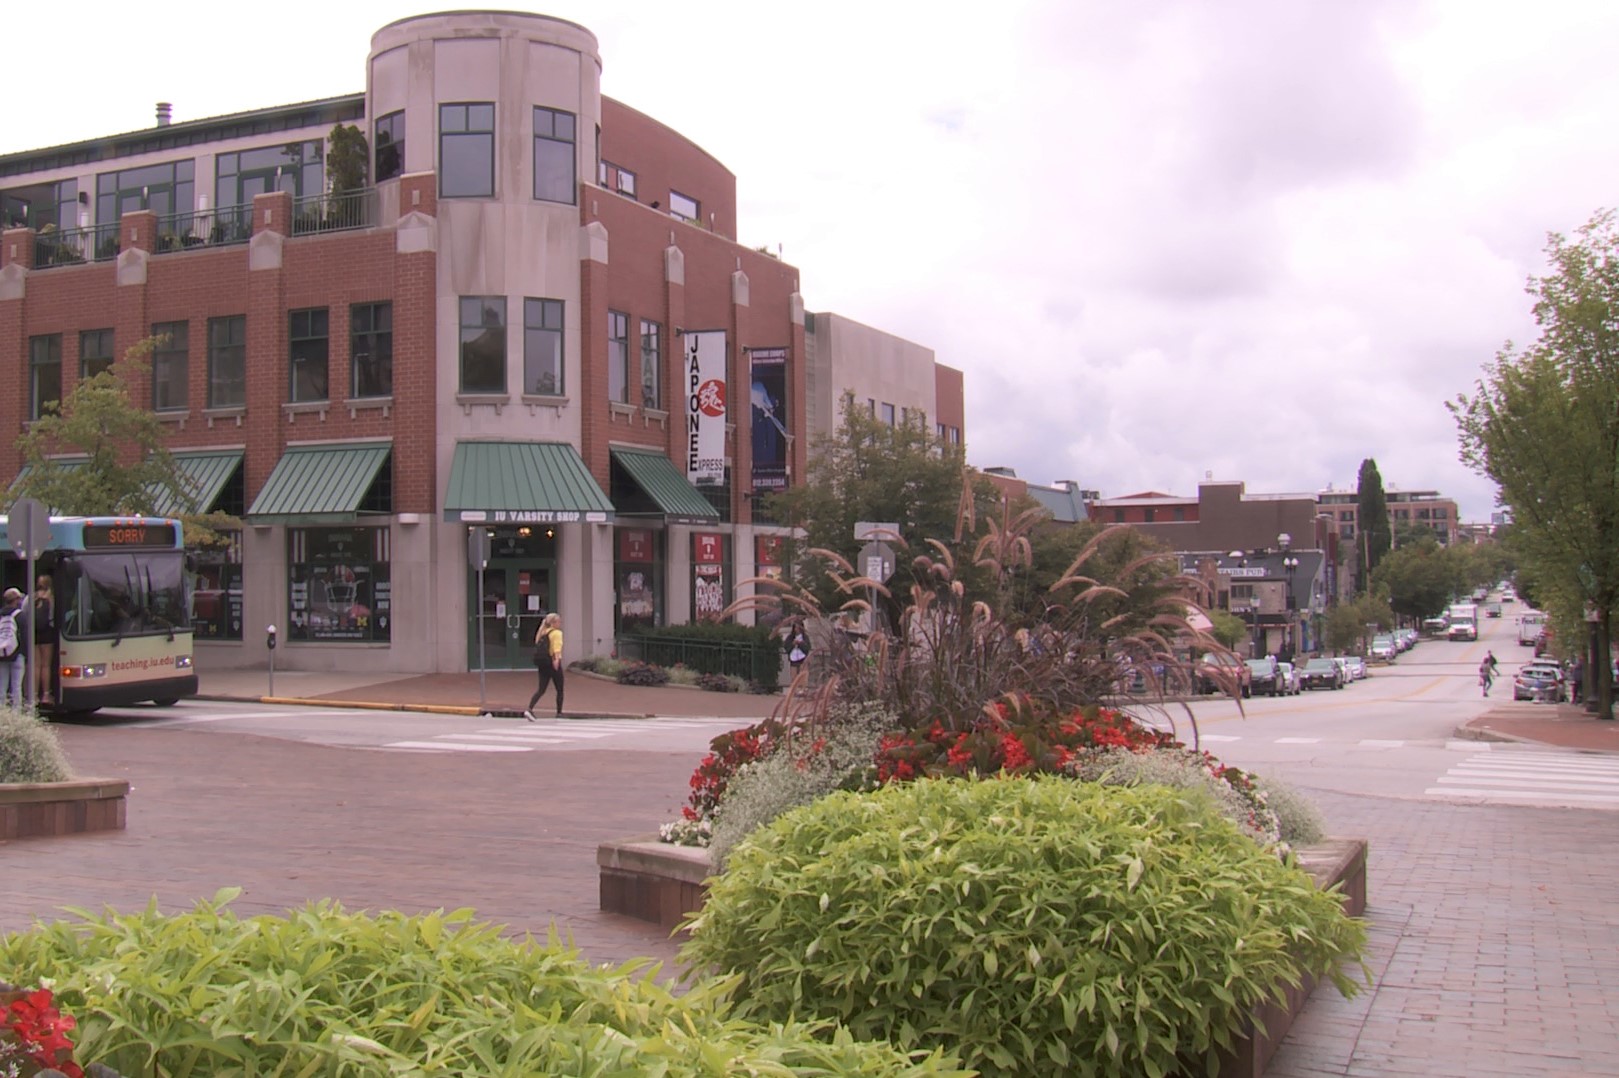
439,103,494,198
80,329,114,379
189,531,243,641
216,141,323,209
523,298,564,396
532,106,577,204
207,316,246,409
639,319,662,409
152,321,188,412
60,551,189,640
289,308,329,403
459,296,507,394
96,160,195,225
608,310,630,404
351,302,393,399
375,110,404,183
28,334,61,421
288,526,391,643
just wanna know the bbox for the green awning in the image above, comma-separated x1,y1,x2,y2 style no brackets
610,446,720,524
247,442,391,522
152,450,243,516
443,441,615,524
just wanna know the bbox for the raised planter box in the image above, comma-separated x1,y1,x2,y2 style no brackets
599,834,1369,1077
0,778,130,841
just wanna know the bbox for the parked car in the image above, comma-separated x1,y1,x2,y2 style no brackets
1369,635,1398,662
1345,656,1368,680
1513,661,1566,702
1276,661,1302,695
1246,657,1284,697
1332,656,1355,685
1196,652,1252,697
1300,658,1345,690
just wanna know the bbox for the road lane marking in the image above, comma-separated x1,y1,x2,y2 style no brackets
1426,786,1619,804
384,741,532,752
1358,739,1406,748
1276,737,1321,744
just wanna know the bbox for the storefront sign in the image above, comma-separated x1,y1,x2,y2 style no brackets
1219,567,1266,578
693,532,723,564
619,529,653,563
460,509,605,524
749,347,788,494
684,330,727,485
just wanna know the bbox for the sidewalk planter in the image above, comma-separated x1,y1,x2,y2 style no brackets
598,835,1368,1078
0,778,130,840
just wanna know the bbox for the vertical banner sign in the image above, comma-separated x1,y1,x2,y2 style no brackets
693,532,726,621
685,330,727,485
749,347,789,495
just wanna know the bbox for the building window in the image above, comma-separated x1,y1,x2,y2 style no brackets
599,161,636,198
375,110,404,182
28,334,61,421
152,321,189,412
96,159,194,225
867,398,876,415
207,316,246,409
351,302,393,399
459,296,507,393
532,107,577,204
1341,523,1356,539
80,329,114,379
1173,506,1186,522
607,310,630,404
880,402,896,426
289,308,329,403
1143,508,1156,523
639,320,661,409
216,141,323,208
1113,508,1126,523
523,298,564,396
191,531,243,641
287,526,391,643
669,190,699,223
439,103,495,198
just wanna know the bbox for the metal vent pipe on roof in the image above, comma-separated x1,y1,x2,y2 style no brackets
156,102,172,127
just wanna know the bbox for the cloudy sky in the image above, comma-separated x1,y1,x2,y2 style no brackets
8,0,1614,522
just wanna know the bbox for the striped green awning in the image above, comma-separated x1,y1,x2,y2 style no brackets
610,447,719,523
443,441,614,524
152,450,243,516
247,442,391,522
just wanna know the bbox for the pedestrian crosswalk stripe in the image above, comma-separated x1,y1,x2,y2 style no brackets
455,733,577,744
385,741,532,753
1276,737,1321,744
1427,786,1619,804
1359,739,1405,748
471,729,612,741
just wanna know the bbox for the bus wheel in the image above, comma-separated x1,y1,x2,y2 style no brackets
150,698,180,708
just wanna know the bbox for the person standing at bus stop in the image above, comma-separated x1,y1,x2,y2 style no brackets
33,576,56,707
0,588,28,708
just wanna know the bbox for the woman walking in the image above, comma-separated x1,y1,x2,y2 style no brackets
32,575,56,707
524,613,564,720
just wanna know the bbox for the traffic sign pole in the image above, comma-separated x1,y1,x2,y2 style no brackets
9,498,50,712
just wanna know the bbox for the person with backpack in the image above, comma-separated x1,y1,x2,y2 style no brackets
0,587,28,709
524,612,565,720
786,624,811,679
33,575,56,707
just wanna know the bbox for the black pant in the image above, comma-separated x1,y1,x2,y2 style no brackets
528,666,564,714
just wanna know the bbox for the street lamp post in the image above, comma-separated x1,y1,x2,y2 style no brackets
1279,533,1299,661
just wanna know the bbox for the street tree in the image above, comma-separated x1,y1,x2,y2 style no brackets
1451,208,1619,718
9,340,237,546
1371,539,1459,624
1325,593,1394,654
1207,610,1248,651
1355,458,1391,592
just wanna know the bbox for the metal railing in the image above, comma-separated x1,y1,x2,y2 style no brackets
33,224,119,268
152,206,253,254
292,188,376,236
615,634,782,688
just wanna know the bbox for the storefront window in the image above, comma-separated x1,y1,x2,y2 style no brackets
190,532,243,641
616,528,662,633
288,526,391,642
693,532,728,622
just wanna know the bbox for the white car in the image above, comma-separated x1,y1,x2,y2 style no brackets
1276,662,1302,695
1346,656,1368,680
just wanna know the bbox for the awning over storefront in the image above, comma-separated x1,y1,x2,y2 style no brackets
443,440,614,525
152,450,243,517
246,442,391,523
610,446,720,525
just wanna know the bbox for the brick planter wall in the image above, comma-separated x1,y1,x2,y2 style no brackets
0,779,130,841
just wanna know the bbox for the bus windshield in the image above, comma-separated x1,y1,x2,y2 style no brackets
59,552,190,640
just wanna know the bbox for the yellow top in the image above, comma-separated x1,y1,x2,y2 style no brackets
538,628,563,661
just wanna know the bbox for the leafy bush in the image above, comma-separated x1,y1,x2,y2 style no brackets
617,660,670,686
696,671,746,693
0,707,72,783
682,778,1366,1078
1262,775,1328,846
666,664,701,687
1067,746,1283,848
569,655,625,678
707,704,896,864
0,891,967,1077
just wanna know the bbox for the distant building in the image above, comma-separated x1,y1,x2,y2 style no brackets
980,468,1090,524
802,311,964,448
1317,485,1458,546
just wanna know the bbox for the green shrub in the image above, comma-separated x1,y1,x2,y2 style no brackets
0,890,967,1077
682,777,1366,1078
708,704,895,865
1262,775,1328,846
1067,746,1282,848
666,664,701,686
696,671,740,693
0,706,72,783
572,655,625,678
617,660,670,686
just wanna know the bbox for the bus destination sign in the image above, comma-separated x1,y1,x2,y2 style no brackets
83,522,179,549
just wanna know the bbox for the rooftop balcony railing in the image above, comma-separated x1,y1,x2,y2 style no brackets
33,224,119,268
292,188,376,236
153,205,253,254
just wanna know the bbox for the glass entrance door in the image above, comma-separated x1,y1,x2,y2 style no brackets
468,562,552,669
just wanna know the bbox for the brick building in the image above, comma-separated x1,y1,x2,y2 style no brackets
0,11,951,674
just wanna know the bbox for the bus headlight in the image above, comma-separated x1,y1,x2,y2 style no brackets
62,664,107,680
176,655,193,669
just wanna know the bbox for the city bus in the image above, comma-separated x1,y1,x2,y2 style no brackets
1,515,197,713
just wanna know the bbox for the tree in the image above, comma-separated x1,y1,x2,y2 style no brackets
1451,208,1619,718
1371,539,1459,624
327,123,369,194
1208,610,1248,650
1325,593,1394,654
1355,458,1391,592
9,339,237,546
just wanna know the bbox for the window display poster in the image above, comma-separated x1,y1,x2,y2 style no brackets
288,526,391,642
189,535,244,640
693,532,723,565
756,533,784,582
619,528,653,563
749,348,788,494
618,566,657,627
693,531,726,622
